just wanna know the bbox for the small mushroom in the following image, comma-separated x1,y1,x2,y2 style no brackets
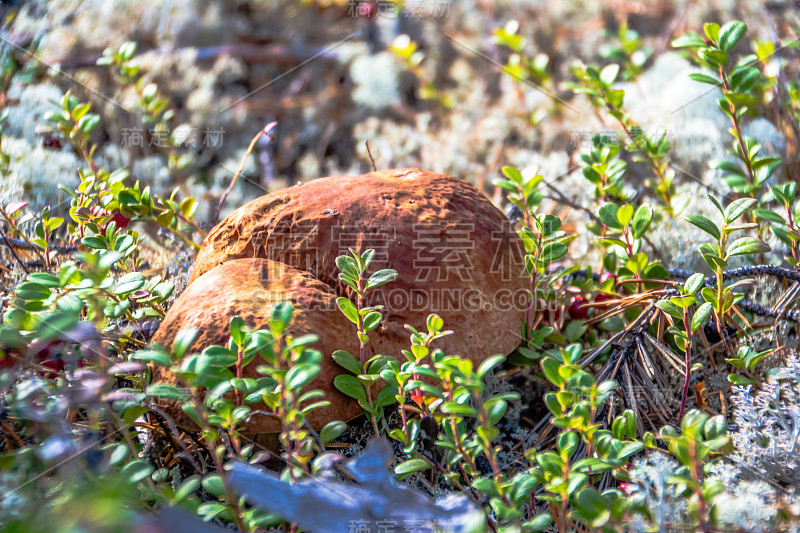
154,169,529,432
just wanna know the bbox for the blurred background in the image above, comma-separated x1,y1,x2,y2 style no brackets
0,0,797,270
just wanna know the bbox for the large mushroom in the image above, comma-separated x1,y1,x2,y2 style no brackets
153,168,529,432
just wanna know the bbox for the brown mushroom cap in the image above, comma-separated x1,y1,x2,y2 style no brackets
153,169,530,432
191,168,528,360
151,258,365,432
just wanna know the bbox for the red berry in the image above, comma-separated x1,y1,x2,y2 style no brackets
39,358,64,379
0,355,17,370
568,295,589,320
543,306,561,323
109,211,130,229
42,133,62,150
31,340,62,362
100,211,131,233
594,293,614,304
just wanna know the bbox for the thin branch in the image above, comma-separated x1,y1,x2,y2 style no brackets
216,122,278,220
365,140,377,172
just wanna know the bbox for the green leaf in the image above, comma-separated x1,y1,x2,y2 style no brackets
704,415,727,440
524,514,554,532
723,198,756,224
631,204,653,239
670,295,696,308
701,287,718,307
753,208,785,224
132,349,171,367
339,272,359,292
477,354,506,378
44,217,64,231
541,357,563,387
713,159,746,176
691,302,713,332
271,301,293,330
598,203,622,230
28,273,60,289
688,73,722,86
337,297,359,324
37,312,79,342
332,350,361,375
656,299,683,320
171,476,200,505
727,374,757,386
606,89,624,109
726,236,770,257
426,314,444,332
285,364,319,390
502,166,523,183
146,383,190,401
366,269,398,290
320,421,347,445
718,21,747,52
336,255,358,277
78,114,100,133
56,293,83,313
197,502,227,521
113,272,145,295
203,381,231,405
395,459,431,477
543,392,562,416
494,178,517,193
540,242,568,263
333,374,366,401
700,49,729,67
172,328,198,359
486,398,508,426
441,402,477,417
616,204,634,227
707,195,725,216
541,214,561,235
703,23,720,44
599,64,620,86
684,273,705,294
15,282,51,300
228,316,247,347
44,110,71,128
684,214,720,240
363,311,382,332
122,459,153,483
361,249,375,268
375,384,397,408
730,66,761,93
201,474,226,499
671,34,706,48
179,197,196,218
